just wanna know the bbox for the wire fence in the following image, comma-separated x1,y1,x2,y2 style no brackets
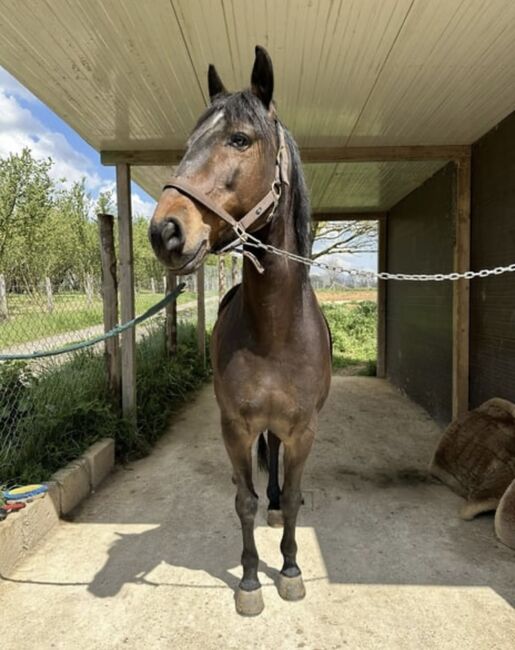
0,263,229,485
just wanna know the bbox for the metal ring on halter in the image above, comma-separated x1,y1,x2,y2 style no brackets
272,180,282,200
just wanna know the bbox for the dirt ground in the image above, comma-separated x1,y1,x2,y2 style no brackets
316,289,377,303
0,377,514,649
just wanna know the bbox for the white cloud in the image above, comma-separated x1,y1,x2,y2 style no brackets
0,69,102,191
131,192,156,218
0,67,37,103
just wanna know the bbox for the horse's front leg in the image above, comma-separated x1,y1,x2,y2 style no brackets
278,426,315,601
221,417,264,616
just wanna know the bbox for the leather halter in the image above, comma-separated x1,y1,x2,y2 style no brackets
162,122,290,242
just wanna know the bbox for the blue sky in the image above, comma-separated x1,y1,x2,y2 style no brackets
0,65,376,274
0,66,156,216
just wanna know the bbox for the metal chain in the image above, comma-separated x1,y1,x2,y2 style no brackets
226,225,515,282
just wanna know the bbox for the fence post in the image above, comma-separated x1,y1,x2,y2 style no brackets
165,270,177,357
116,163,136,422
0,274,8,320
218,257,226,302
162,275,166,293
98,213,121,407
196,265,206,366
231,256,238,287
85,273,94,305
45,277,54,314
150,277,156,294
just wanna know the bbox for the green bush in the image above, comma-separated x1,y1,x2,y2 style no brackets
322,301,377,372
0,322,209,485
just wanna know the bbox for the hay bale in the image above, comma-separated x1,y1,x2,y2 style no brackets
429,398,515,519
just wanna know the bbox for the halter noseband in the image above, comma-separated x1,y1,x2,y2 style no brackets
162,122,290,246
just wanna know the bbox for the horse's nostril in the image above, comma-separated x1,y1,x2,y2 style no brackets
161,218,184,253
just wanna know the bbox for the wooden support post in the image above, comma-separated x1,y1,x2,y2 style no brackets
98,213,121,407
452,158,471,419
116,163,136,421
45,277,54,314
0,274,8,320
165,270,178,357
196,265,206,366
150,277,156,294
376,216,387,379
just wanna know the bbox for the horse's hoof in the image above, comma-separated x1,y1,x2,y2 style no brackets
235,587,265,616
267,509,284,528
277,573,306,601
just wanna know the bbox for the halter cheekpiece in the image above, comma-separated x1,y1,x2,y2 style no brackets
162,121,290,263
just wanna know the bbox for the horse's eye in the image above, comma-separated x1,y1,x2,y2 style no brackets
228,132,250,149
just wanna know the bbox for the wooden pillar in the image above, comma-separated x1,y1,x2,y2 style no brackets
165,270,178,357
196,265,206,366
376,216,387,378
452,158,471,419
98,213,121,406
116,163,136,421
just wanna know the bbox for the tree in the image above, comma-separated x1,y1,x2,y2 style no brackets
311,220,377,260
0,149,53,289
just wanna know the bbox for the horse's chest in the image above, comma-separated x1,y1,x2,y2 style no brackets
214,350,317,433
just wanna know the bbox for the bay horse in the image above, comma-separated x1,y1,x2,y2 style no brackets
149,46,332,615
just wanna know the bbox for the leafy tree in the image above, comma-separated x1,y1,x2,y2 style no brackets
0,149,53,289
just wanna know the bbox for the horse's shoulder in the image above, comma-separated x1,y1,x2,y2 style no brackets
218,283,241,315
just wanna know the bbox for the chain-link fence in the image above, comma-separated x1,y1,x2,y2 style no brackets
0,259,240,486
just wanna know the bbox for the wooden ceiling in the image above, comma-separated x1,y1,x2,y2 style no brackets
0,0,514,210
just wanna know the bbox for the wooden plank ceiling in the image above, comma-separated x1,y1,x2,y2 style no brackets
0,0,514,211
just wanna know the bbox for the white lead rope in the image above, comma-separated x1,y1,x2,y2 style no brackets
222,223,515,282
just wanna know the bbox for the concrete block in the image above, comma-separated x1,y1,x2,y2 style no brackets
52,457,91,515
0,492,59,577
81,438,115,489
0,505,26,576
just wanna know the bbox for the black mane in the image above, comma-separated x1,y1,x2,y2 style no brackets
193,91,312,258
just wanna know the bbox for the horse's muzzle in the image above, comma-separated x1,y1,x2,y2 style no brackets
148,217,208,274
149,216,185,255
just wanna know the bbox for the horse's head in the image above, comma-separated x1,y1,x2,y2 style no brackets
149,46,281,273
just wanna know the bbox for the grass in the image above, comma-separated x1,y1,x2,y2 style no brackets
0,321,210,485
322,301,377,375
0,291,199,348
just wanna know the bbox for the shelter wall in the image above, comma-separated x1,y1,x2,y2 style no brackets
386,164,455,424
469,110,515,408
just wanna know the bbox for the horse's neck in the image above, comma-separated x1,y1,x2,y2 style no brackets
241,205,308,341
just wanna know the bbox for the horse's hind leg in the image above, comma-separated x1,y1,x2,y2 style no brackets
266,431,284,528
278,427,314,601
222,418,264,616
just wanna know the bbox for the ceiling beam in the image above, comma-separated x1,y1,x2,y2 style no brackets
101,144,471,166
312,211,386,221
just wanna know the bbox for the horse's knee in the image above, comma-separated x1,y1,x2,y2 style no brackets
280,489,302,515
235,490,258,522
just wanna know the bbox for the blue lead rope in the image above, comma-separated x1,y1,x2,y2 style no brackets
0,282,185,362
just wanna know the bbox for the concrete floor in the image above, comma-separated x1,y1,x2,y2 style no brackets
1,377,514,649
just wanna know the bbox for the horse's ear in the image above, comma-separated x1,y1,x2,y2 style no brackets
251,45,274,108
208,64,226,102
